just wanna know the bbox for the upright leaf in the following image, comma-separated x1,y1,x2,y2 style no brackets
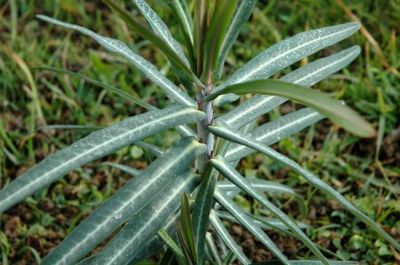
215,0,257,80
37,15,196,107
217,46,361,127
90,172,200,265
41,137,206,265
207,79,375,138
0,105,204,213
193,0,207,75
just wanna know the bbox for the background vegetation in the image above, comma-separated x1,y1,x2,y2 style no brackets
0,0,399,264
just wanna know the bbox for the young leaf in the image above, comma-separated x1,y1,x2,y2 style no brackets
0,105,204,213
213,22,361,93
178,193,198,265
217,46,361,126
41,137,206,265
207,79,375,138
133,0,190,67
37,15,196,107
209,210,250,265
90,172,200,265
193,0,207,75
209,123,400,252
215,0,257,80
158,229,187,265
211,156,329,264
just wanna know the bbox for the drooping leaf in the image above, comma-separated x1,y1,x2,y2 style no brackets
209,210,250,265
41,137,205,265
211,156,329,264
214,189,290,264
207,79,375,138
215,0,257,80
90,171,200,265
37,15,196,107
217,46,361,127
0,105,204,213
209,123,400,252
225,108,324,162
133,0,190,66
213,22,361,104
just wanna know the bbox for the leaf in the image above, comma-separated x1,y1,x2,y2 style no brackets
37,15,196,107
207,79,375,138
214,189,290,264
215,0,257,80
203,0,239,78
0,105,204,213
225,108,324,162
209,210,250,265
102,162,142,177
192,167,219,265
102,0,200,85
193,0,207,75
211,156,329,264
90,171,200,265
133,0,190,67
135,141,164,157
213,22,361,95
41,137,205,265
206,232,223,265
158,229,187,265
255,261,358,265
178,193,198,265
217,179,307,218
216,46,361,127
209,122,400,253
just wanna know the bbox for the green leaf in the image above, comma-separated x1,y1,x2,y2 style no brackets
216,46,360,125
209,122,400,253
225,108,324,162
203,0,239,78
102,162,142,177
214,189,290,264
254,261,358,265
133,0,190,67
0,106,204,213
209,210,250,265
193,0,207,75
207,79,375,138
41,137,205,265
37,15,196,107
102,0,200,86
158,229,187,265
213,22,361,96
178,193,198,265
205,232,223,265
215,0,257,80
91,171,200,265
211,156,329,264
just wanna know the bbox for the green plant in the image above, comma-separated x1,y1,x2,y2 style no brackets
0,0,398,264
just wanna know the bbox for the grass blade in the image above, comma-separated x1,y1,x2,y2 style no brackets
209,210,250,265
0,105,204,213
37,15,196,107
207,79,375,138
41,137,205,265
211,156,329,264
133,0,190,67
215,0,257,80
214,189,290,264
91,171,200,265
217,46,360,126
209,123,400,253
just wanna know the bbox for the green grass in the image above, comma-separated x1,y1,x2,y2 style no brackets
0,0,399,264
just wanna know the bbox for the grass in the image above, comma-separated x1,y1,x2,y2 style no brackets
0,0,399,264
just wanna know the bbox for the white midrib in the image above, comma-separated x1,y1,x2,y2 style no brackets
6,108,197,207
224,48,358,125
227,25,357,86
61,143,198,264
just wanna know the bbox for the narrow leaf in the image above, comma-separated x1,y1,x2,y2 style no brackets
206,232,223,265
211,156,329,264
133,0,190,66
102,162,142,177
217,46,361,127
214,189,290,264
193,0,207,75
0,105,204,213
158,229,187,265
41,137,205,265
215,0,257,80
37,15,196,107
179,193,198,264
209,123,400,252
91,172,200,265
207,79,375,138
209,210,250,265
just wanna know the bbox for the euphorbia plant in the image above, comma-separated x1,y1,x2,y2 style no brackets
1,0,399,264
